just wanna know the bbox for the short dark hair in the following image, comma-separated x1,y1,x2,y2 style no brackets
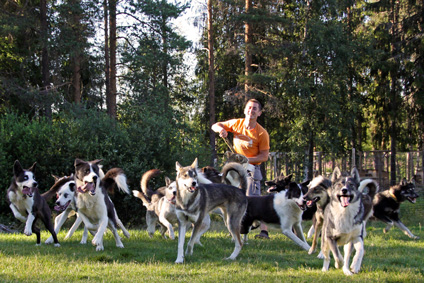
245,98,262,111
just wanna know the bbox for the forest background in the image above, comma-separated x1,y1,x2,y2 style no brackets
0,0,423,226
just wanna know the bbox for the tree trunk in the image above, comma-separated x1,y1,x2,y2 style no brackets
104,0,110,110
40,0,52,119
208,0,217,166
107,0,117,118
70,0,82,104
244,0,252,96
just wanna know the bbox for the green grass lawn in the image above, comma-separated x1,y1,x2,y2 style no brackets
0,219,422,283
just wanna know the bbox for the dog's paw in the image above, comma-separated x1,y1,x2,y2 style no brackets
175,257,184,264
24,229,32,236
308,247,315,255
116,243,124,248
35,243,41,247
54,243,61,247
80,239,87,244
317,251,324,259
45,237,53,244
95,245,104,251
343,266,353,276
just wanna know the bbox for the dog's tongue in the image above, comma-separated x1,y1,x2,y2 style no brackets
340,196,350,207
307,200,313,206
22,187,34,196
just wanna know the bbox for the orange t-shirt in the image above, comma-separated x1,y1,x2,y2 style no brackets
221,118,270,165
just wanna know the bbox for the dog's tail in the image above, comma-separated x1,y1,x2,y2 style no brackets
221,162,248,193
140,169,162,198
132,190,152,208
41,175,74,201
359,178,379,199
102,168,130,195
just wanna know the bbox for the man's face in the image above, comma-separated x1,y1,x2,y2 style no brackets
244,101,262,120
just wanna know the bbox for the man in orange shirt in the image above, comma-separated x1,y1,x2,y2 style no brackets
212,98,270,239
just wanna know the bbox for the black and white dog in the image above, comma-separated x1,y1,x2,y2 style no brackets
6,160,60,246
73,159,130,251
240,173,311,251
321,167,377,276
373,178,419,239
174,158,248,263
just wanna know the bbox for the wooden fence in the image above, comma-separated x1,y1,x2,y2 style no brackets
265,149,424,189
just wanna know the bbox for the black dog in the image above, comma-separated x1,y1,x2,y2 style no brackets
373,178,419,239
240,173,311,251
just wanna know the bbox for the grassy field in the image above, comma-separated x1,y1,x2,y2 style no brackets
0,215,422,283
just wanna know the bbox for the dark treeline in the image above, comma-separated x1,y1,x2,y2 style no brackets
0,0,423,225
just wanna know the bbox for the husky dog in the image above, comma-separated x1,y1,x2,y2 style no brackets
303,175,332,256
174,158,248,263
240,173,311,251
73,159,130,251
224,151,255,187
133,169,180,239
373,179,419,239
6,160,60,246
321,167,377,275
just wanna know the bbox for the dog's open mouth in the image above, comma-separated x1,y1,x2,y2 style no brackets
167,196,176,205
267,186,277,193
305,196,320,207
338,195,353,207
54,200,71,211
407,196,417,204
22,186,34,197
297,202,306,211
77,182,96,195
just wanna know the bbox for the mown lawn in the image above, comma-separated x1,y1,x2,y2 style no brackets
0,218,422,283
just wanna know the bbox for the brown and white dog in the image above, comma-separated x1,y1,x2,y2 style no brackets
6,160,60,247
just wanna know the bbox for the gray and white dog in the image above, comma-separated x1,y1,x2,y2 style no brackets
321,167,377,276
174,158,248,263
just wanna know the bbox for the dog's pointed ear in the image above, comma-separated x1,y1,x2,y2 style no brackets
165,176,171,186
28,162,37,173
69,182,76,192
301,179,310,187
176,161,182,171
13,160,24,176
351,167,360,183
92,159,102,165
401,178,407,186
285,174,293,182
331,167,341,183
191,158,198,169
74,158,84,167
52,174,60,182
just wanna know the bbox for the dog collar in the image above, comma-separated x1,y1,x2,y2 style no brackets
389,191,398,202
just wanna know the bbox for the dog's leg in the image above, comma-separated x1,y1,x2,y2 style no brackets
309,218,323,255
393,220,419,239
328,239,343,270
383,221,394,234
280,218,311,251
349,238,364,275
32,225,41,246
114,210,130,239
64,215,83,241
175,219,189,264
146,211,158,238
185,215,210,256
108,221,124,248
46,210,69,244
9,204,27,222
343,242,354,276
225,213,244,261
321,237,331,272
307,225,315,239
92,216,108,251
159,214,175,240
24,213,36,236
42,216,61,247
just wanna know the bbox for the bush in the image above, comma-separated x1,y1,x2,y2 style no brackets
0,106,211,227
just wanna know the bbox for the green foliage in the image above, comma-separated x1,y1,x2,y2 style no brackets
0,108,210,225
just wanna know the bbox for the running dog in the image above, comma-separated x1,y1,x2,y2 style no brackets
133,169,179,239
174,158,248,263
240,173,311,251
73,159,130,251
303,175,332,256
6,160,60,246
373,178,419,239
321,167,377,276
